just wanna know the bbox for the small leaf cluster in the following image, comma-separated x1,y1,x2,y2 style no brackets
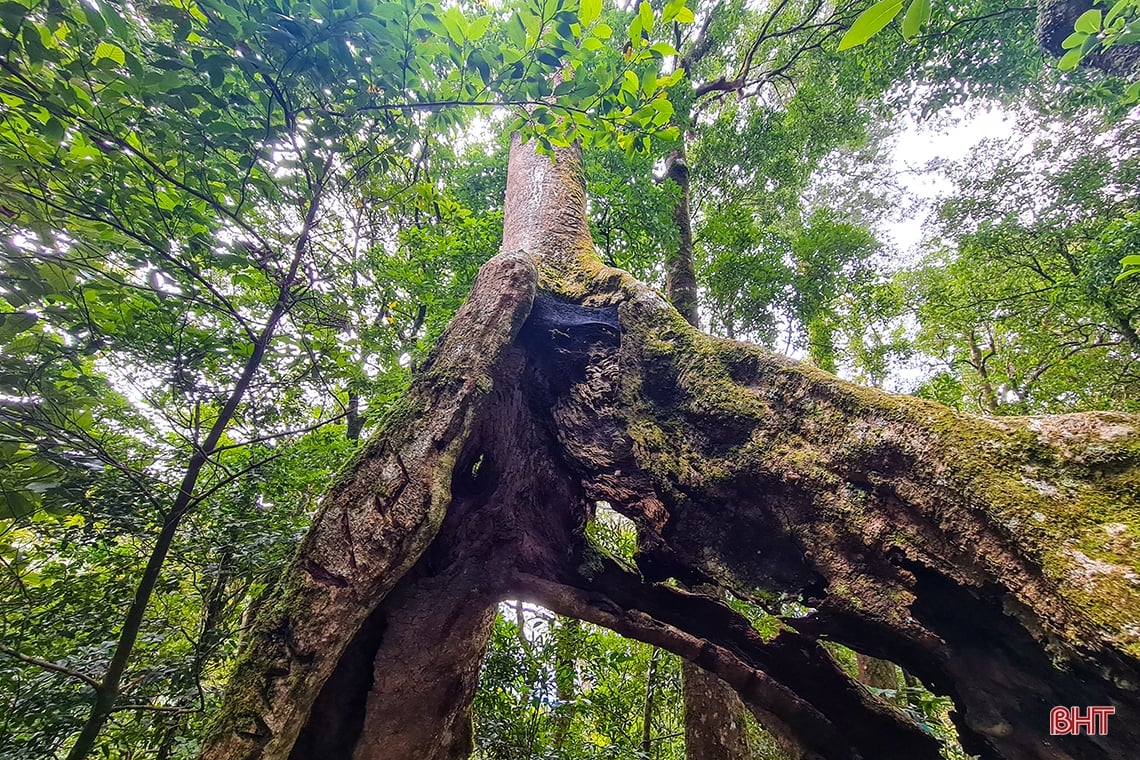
1058,1,1140,102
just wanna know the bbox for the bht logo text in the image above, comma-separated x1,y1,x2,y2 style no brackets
1050,706,1115,736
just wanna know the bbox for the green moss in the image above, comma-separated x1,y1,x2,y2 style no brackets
557,255,1140,659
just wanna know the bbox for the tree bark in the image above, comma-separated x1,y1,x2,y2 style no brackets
682,659,753,760
664,149,700,328
201,134,1140,760
855,654,899,691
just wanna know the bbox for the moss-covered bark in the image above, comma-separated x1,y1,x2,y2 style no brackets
201,137,1140,760
197,252,537,760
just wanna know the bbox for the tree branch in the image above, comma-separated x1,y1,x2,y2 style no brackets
0,644,100,689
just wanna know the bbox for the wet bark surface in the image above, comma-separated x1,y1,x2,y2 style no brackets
201,139,1140,760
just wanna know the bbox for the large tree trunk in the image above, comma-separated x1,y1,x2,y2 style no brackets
200,132,1140,760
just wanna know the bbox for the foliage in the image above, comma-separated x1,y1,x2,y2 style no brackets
839,0,932,51
1057,2,1140,102
903,112,1140,414
838,0,1138,93
474,606,686,760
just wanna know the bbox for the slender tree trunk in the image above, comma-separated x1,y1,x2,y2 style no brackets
658,156,754,759
642,647,660,756
201,132,1140,760
664,148,699,328
968,330,1000,413
552,617,580,750
65,169,331,760
345,391,365,441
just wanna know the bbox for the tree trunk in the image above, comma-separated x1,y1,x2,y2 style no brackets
664,148,699,328
552,617,580,749
682,659,754,760
200,133,1140,760
664,141,754,760
856,654,899,693
642,647,660,756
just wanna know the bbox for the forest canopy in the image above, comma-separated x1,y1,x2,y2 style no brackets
1,0,1138,759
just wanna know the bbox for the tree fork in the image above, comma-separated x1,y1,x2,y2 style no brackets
201,134,1140,760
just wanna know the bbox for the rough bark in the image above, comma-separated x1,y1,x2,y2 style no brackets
680,583,755,759
855,654,899,691
201,135,1140,760
198,250,538,760
683,659,754,760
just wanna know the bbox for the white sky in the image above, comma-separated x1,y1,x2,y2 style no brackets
883,106,1018,251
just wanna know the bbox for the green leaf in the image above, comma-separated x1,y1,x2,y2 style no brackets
901,0,931,40
467,49,490,83
674,6,695,23
1062,31,1089,49
593,22,612,39
628,15,643,46
581,0,601,26
638,1,654,34
1058,47,1082,70
1074,9,1102,33
441,6,466,45
1106,0,1131,24
838,0,904,51
621,69,638,93
662,0,684,23
506,12,527,48
1124,79,1140,103
1,490,36,520
467,15,490,41
94,41,126,66
0,312,38,341
82,2,107,36
43,116,64,142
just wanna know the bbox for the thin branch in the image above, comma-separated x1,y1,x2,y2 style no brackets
109,702,199,715
0,644,100,689
207,412,348,455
